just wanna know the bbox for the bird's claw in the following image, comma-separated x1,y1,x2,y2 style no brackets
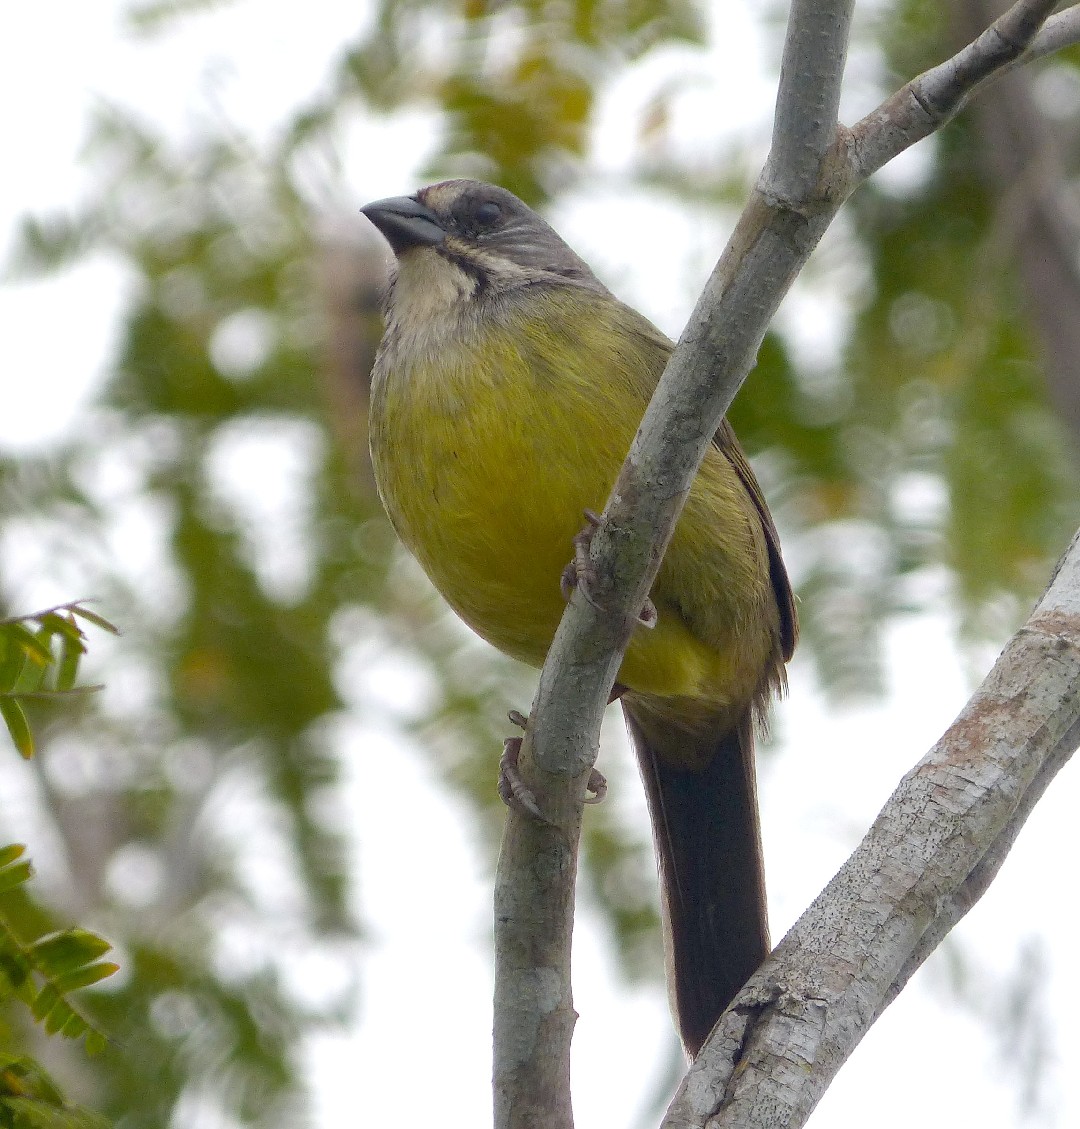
560,509,657,628
499,736,546,821
560,508,604,609
500,711,608,813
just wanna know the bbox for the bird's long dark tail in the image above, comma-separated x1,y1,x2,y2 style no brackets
623,703,769,1058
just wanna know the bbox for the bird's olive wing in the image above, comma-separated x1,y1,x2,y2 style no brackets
714,418,798,661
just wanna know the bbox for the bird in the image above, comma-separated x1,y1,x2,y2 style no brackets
361,179,796,1057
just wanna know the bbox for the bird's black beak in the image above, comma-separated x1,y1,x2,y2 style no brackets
361,195,446,255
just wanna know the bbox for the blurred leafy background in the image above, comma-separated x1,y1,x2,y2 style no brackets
1,0,1078,1125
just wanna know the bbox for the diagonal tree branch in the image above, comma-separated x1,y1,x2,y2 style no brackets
662,531,1080,1129
847,0,1063,181
877,709,1080,1021
1016,4,1080,64
491,3,1079,1126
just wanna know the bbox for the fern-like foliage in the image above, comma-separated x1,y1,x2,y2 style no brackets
0,848,116,1052
0,846,117,1128
0,603,117,759
0,1051,111,1129
0,606,120,1128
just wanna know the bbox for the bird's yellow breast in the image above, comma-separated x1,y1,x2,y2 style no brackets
369,284,776,710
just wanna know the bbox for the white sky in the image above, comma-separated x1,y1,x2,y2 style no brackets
2,3,1077,1128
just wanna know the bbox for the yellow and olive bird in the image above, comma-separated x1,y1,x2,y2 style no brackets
361,179,796,1057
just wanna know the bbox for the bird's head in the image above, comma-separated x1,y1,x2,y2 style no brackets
361,180,605,327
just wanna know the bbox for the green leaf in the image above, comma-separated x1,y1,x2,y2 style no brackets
35,614,86,646
0,699,34,759
55,641,81,693
13,636,50,694
0,949,34,997
42,1001,73,1037
0,1095,112,1129
0,1053,66,1105
65,605,120,636
0,845,27,870
31,986,59,1023
1,625,52,668
53,962,119,995
59,1012,88,1040
0,859,34,895
0,639,25,693
30,932,113,977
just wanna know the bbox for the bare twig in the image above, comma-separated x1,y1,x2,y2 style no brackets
1022,3,1080,63
848,0,1060,181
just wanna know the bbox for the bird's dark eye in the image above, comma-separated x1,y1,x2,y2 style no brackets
473,200,502,227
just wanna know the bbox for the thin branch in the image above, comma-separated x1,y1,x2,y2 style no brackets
848,0,1060,181
662,531,1080,1129
1021,3,1080,63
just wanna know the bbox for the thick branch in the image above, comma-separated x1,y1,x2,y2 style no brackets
765,0,855,203
877,710,1080,1020
662,531,1080,1129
